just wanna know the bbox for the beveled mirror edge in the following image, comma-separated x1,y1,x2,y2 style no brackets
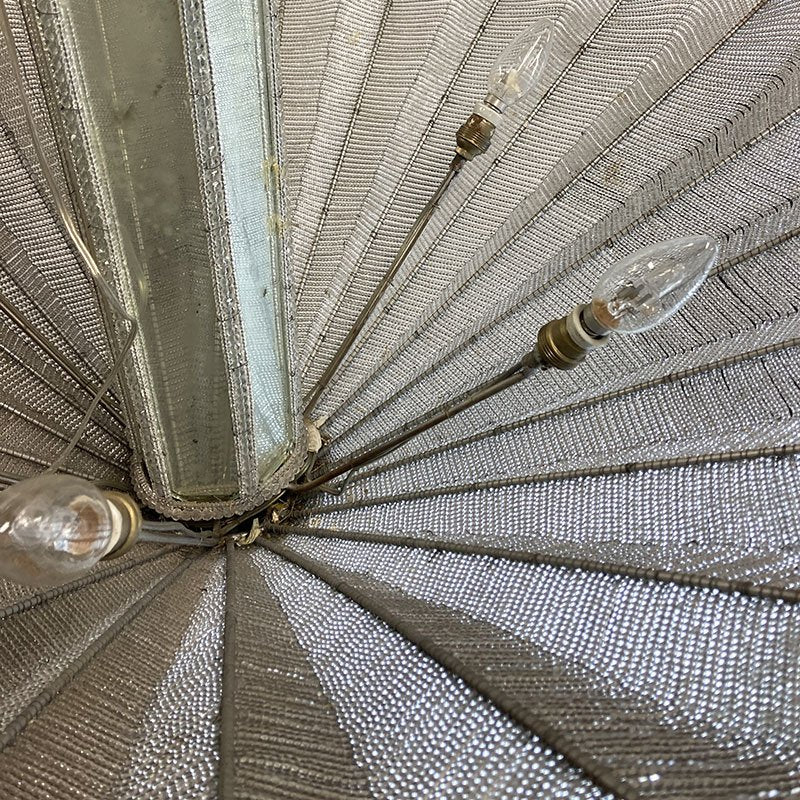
26,0,307,520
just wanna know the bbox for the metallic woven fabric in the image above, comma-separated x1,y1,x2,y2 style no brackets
0,0,129,491
258,548,607,799
274,536,800,795
221,544,372,799
0,0,799,796
0,549,210,797
121,558,225,799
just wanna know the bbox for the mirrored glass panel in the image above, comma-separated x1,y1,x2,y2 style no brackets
38,0,296,510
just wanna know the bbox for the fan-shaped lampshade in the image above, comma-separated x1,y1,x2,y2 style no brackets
0,0,797,797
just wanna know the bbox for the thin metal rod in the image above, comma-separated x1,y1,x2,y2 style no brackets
218,539,237,799
333,337,800,488
140,520,219,547
260,539,637,800
0,2,138,472
0,553,195,751
0,293,124,423
313,350,541,474
267,524,800,604
293,0,395,311
0,394,127,468
216,351,540,536
0,340,128,444
303,156,465,414
138,530,217,547
0,441,129,491
295,350,541,494
0,469,19,486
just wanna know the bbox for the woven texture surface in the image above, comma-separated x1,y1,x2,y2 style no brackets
273,536,800,796
221,544,371,799
0,0,798,796
0,0,129,490
258,548,608,799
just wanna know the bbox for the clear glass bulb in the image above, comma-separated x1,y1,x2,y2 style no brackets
0,475,120,586
486,19,552,110
590,235,719,333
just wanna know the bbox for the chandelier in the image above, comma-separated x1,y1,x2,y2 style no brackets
0,0,797,796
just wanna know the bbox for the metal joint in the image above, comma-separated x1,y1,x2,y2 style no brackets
537,305,610,370
455,114,496,161
103,491,142,559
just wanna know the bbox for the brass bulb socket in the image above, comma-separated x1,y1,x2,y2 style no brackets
103,490,142,560
537,305,610,370
455,114,496,161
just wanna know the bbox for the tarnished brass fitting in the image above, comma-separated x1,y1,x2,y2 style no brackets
455,114,496,161
537,305,610,370
103,490,142,559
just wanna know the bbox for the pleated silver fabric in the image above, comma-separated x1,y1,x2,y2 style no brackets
0,0,798,797
0,0,130,491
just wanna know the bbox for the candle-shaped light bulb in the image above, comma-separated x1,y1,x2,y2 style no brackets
457,18,553,160
590,235,718,334
486,19,552,111
0,475,140,586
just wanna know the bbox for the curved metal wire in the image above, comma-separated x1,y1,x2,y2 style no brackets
0,2,137,473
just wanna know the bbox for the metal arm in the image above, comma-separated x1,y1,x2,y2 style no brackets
296,349,542,492
217,303,609,535
297,304,610,493
303,157,464,412
303,112,502,414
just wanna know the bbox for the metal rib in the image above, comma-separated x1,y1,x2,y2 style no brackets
218,539,237,800
334,337,800,486
0,395,127,468
0,340,128,444
261,539,637,800
0,292,124,423
293,0,395,311
304,159,463,412
267,524,800,604
0,552,194,751
0,468,20,486
297,443,800,513
0,442,129,491
0,545,176,621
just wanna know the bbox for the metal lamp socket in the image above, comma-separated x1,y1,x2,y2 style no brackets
102,490,142,560
455,113,496,161
537,305,610,370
